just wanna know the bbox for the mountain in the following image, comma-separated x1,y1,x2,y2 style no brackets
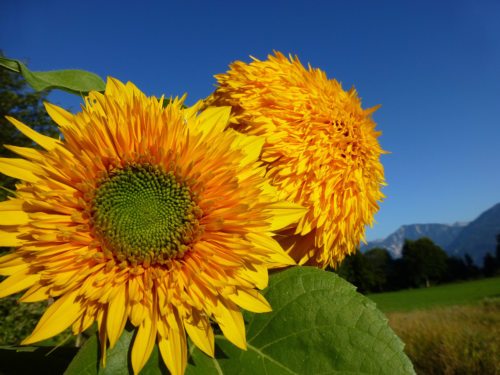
361,202,500,265
447,203,500,265
361,223,467,258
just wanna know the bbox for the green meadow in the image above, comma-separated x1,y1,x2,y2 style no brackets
367,277,500,375
367,276,500,313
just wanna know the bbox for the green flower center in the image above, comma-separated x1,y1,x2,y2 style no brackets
91,164,202,265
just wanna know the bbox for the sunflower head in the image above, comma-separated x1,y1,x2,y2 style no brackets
0,78,304,374
207,51,386,269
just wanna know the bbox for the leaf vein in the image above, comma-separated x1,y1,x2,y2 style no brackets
212,357,224,375
247,343,298,375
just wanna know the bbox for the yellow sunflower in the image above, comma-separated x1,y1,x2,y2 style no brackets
0,78,304,374
206,52,386,269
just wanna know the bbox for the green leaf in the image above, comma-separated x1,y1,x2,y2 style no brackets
0,56,105,95
64,267,415,374
188,267,415,374
64,330,166,375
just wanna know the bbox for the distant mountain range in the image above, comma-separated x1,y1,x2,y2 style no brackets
361,223,467,257
361,203,500,265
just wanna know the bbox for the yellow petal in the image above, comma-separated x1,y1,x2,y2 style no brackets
158,314,187,375
0,252,22,266
228,288,272,313
22,290,82,344
191,106,231,137
183,99,204,121
266,201,306,231
0,263,27,276
131,315,157,375
130,302,146,326
0,253,28,276
183,316,214,357
6,116,59,151
246,232,295,267
0,199,24,211
96,308,108,367
105,76,127,97
107,284,128,348
0,211,30,225
0,158,40,183
20,284,51,302
214,299,246,350
4,145,44,161
44,102,74,128
72,305,97,334
0,270,39,298
229,129,265,166
238,264,269,290
0,230,25,247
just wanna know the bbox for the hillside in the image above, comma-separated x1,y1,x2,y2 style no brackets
447,203,500,265
361,223,466,258
362,202,500,264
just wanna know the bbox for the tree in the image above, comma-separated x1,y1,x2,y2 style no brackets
364,248,392,292
464,253,480,279
387,258,408,290
483,233,500,277
483,253,496,277
444,256,468,282
496,233,500,267
336,251,378,293
0,65,60,345
0,63,59,201
401,237,448,288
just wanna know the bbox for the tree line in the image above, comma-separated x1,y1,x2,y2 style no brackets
335,235,500,294
0,62,62,346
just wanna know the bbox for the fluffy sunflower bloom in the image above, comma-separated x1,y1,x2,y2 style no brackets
206,52,386,268
0,78,304,374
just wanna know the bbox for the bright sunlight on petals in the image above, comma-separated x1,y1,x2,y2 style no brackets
207,52,386,268
0,78,304,374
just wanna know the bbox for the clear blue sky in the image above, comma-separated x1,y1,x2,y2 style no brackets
2,0,499,241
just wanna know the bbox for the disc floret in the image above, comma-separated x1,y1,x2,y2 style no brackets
91,163,202,264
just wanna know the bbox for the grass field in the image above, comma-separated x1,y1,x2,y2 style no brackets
367,278,500,374
388,300,499,375
367,276,500,312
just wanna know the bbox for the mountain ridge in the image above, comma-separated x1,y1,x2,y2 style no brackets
361,203,500,265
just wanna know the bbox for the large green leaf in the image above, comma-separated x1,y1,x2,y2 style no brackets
64,330,166,375
65,267,415,374
0,56,105,95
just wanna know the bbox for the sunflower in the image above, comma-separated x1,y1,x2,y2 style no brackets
206,52,386,268
0,78,304,374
